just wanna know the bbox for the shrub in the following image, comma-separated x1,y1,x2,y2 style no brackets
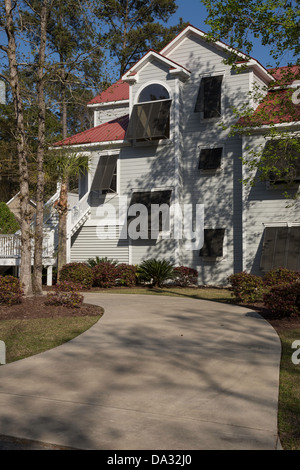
263,267,300,287
138,259,175,287
228,271,264,303
0,275,24,305
45,281,84,308
263,281,300,317
174,266,198,287
117,264,137,287
92,261,119,288
0,202,20,234
59,262,93,289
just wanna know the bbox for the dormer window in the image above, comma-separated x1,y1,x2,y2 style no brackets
125,84,172,142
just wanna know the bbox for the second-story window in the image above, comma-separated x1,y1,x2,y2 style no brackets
194,75,223,119
125,83,172,142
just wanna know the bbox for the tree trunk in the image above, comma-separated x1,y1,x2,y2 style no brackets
32,0,48,295
55,178,68,280
4,0,32,296
56,54,69,280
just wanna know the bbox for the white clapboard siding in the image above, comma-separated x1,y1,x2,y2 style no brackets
71,225,129,264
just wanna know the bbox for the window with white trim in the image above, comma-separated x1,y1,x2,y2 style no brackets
125,84,172,141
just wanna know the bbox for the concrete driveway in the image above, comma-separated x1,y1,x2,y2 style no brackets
0,293,281,450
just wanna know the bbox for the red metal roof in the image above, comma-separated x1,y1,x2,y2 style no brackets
88,80,129,105
239,65,300,127
53,115,129,147
268,65,300,86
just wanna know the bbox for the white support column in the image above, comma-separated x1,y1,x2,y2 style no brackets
46,265,53,286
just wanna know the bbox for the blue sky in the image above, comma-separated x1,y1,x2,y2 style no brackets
166,0,293,68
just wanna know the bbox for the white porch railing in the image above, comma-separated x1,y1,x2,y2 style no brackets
0,230,55,260
0,235,21,258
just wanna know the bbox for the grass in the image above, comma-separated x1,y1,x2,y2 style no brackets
91,285,233,302
277,328,300,450
0,316,101,364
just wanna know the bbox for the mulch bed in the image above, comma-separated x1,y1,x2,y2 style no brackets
240,301,300,333
0,295,103,321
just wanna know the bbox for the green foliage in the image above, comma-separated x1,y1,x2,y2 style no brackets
0,202,20,234
94,0,187,76
45,280,84,308
174,266,198,287
0,275,24,306
263,281,300,317
228,271,264,303
203,0,299,64
59,262,93,289
87,256,118,268
138,259,175,287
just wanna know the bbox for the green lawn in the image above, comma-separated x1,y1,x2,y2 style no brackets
0,316,101,364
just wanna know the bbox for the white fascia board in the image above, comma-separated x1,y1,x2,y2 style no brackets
241,121,300,134
87,99,130,109
122,50,190,83
49,140,130,151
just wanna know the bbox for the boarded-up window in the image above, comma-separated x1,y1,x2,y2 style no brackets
199,148,223,170
199,228,225,257
260,226,300,271
194,76,223,118
125,100,172,141
127,190,172,238
91,155,118,191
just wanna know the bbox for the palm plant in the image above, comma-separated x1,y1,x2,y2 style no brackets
138,259,175,287
45,150,90,277
87,256,118,268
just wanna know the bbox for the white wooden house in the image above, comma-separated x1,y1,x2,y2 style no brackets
48,25,300,285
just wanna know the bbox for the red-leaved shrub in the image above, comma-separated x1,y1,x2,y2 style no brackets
263,281,300,317
92,261,119,288
45,281,84,308
117,264,137,287
59,262,93,289
0,275,23,305
228,271,264,303
263,267,300,287
174,266,198,287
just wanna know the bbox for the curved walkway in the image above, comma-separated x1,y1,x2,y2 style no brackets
0,294,281,450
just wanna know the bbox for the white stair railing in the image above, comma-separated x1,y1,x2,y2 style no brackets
68,192,91,236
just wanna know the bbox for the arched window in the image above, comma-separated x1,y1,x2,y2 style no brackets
138,84,170,103
126,83,172,142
